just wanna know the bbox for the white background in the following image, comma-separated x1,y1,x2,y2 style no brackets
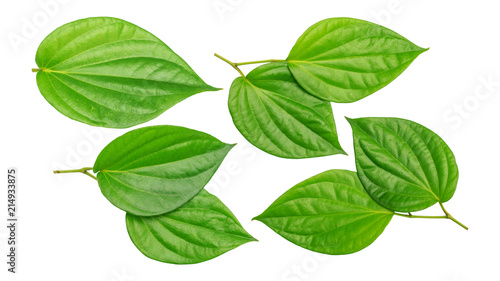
1,1,499,280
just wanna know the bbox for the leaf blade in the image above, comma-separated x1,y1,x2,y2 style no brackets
35,17,218,128
126,189,256,264
347,117,458,212
94,125,234,216
228,62,345,159
287,17,426,103
254,169,393,255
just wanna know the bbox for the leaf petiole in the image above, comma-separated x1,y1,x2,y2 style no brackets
394,204,468,231
394,213,447,219
439,202,468,230
214,53,246,77
214,53,285,77
82,171,98,180
53,167,97,181
234,59,286,66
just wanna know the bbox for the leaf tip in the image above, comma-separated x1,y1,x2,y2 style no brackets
239,229,259,243
418,47,430,54
206,85,223,92
333,145,348,156
345,116,354,123
345,117,361,130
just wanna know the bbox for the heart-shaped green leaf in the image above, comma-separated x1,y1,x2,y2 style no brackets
228,62,345,159
93,125,234,216
126,189,256,264
254,169,393,255
287,17,427,103
34,17,219,128
347,117,458,212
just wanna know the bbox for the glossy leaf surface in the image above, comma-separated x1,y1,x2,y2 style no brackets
126,189,256,264
254,169,393,255
228,62,345,159
93,125,234,216
35,17,218,128
347,117,458,212
287,17,426,103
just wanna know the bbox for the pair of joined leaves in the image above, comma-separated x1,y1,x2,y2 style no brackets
227,17,427,159
65,125,255,264
34,17,219,128
255,117,461,255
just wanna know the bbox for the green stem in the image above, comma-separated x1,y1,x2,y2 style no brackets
214,53,246,77
83,171,98,180
32,68,42,72
53,167,97,181
214,53,286,77
395,213,448,219
235,59,286,66
439,202,469,230
394,204,468,231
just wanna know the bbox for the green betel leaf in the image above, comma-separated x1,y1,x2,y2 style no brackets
228,62,345,159
347,117,459,212
254,169,393,255
93,125,234,216
126,189,257,264
34,17,219,128
287,17,427,103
